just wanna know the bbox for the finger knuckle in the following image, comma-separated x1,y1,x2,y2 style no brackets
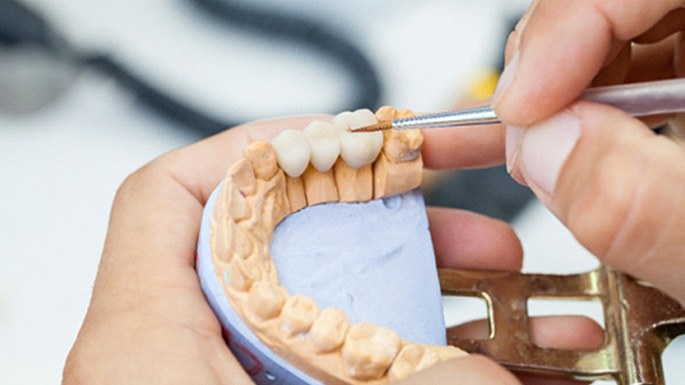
565,152,640,264
113,153,176,206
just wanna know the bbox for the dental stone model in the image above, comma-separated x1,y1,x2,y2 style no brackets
196,107,466,384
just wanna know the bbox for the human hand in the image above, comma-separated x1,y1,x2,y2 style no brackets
61,117,308,385
492,0,685,306
54,114,541,384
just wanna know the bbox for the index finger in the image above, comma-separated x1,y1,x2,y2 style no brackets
493,0,684,126
421,122,506,169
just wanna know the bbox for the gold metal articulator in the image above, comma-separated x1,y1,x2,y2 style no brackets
440,266,685,385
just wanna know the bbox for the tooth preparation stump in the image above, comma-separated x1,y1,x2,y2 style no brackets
197,107,466,384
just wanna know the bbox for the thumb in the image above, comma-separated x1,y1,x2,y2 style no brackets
507,102,685,306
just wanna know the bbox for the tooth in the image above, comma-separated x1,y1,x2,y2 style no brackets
373,152,423,199
280,295,319,337
244,142,279,180
388,344,440,381
303,121,341,172
341,323,401,380
332,108,377,131
212,217,253,264
285,176,307,213
374,105,396,122
247,281,286,321
383,129,424,162
228,258,261,292
373,107,423,199
228,158,257,196
395,108,415,119
375,106,415,121
333,159,372,202
309,308,349,353
332,109,383,168
271,129,311,177
302,165,338,205
373,106,423,162
251,170,290,233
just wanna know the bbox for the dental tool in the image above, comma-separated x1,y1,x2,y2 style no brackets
352,78,685,132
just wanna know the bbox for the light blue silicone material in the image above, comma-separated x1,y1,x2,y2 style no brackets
197,184,445,384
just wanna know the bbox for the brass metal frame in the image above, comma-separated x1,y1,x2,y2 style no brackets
440,266,685,385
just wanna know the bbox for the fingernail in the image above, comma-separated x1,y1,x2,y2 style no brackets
493,50,519,107
519,111,581,195
505,125,523,173
505,125,526,185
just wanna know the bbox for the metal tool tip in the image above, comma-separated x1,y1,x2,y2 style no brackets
349,120,392,133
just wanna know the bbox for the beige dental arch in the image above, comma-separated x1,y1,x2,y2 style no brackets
209,106,467,384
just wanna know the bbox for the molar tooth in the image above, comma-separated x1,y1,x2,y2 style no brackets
341,323,401,380
271,129,311,178
388,344,440,381
332,109,383,168
244,142,279,180
247,281,286,321
303,121,340,172
280,295,319,337
383,129,424,162
309,308,349,354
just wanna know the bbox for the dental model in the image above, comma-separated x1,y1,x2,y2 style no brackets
197,107,466,384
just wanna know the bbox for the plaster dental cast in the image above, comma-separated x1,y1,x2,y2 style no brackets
197,107,464,384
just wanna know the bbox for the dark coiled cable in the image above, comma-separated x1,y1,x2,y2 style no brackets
0,0,383,136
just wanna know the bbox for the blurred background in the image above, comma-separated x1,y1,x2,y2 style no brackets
0,0,682,384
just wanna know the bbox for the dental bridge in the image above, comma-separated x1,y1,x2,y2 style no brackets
204,106,685,385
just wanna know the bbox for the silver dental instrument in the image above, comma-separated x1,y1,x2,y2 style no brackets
352,78,685,132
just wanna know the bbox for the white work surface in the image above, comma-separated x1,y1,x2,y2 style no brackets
1,1,682,384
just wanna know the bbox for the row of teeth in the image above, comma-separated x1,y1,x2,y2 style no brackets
211,106,464,383
271,109,384,177
228,273,462,381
